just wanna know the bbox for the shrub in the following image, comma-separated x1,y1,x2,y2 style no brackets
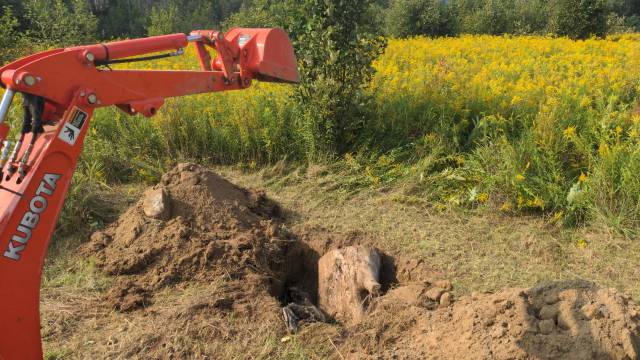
222,0,301,30
384,0,454,38
510,0,549,35
547,0,608,39
147,1,181,36
96,0,147,39
457,0,511,35
0,6,20,63
293,0,387,159
607,13,639,34
24,0,97,46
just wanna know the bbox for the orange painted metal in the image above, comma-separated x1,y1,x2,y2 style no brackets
0,28,298,359
225,28,300,84
0,95,92,360
68,33,189,62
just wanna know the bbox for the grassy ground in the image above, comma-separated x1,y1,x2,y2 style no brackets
41,164,640,358
218,165,640,299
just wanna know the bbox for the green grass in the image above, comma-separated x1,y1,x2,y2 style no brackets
219,164,640,301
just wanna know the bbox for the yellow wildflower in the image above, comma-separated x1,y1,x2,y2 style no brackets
579,97,591,108
578,172,588,183
552,211,564,223
527,197,545,209
563,126,577,139
576,238,588,249
598,143,610,156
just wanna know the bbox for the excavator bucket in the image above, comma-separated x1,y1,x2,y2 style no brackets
224,28,300,84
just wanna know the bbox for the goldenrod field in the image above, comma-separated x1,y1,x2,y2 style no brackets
5,34,640,231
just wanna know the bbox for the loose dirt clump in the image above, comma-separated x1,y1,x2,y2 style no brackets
85,163,285,312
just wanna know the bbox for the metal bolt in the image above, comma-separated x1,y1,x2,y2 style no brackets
87,94,98,104
24,75,36,86
244,78,251,86
85,52,95,62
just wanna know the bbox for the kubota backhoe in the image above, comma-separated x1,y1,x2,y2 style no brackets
0,28,299,359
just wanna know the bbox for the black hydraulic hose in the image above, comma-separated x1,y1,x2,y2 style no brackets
15,94,45,182
95,52,176,66
21,95,33,135
28,95,45,140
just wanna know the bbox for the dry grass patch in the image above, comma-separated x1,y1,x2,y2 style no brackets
218,165,640,300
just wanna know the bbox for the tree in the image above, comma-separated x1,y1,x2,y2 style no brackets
294,0,387,158
24,0,97,46
548,0,608,39
147,1,181,36
222,0,303,33
384,0,454,37
458,0,511,35
0,6,20,63
148,0,246,36
511,0,549,34
96,0,147,39
608,0,640,17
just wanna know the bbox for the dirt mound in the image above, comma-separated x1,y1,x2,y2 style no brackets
343,280,640,359
76,165,640,359
86,163,285,311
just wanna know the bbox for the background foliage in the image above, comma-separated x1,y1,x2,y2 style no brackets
1,0,640,51
18,34,635,235
3,0,640,236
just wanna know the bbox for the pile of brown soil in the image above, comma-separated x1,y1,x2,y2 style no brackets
86,163,285,312
342,280,640,359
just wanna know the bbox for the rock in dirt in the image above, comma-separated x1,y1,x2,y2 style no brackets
439,291,452,307
538,319,555,335
381,284,431,308
425,287,446,302
318,246,382,324
142,187,171,220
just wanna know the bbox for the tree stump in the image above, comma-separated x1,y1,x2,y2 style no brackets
318,246,382,324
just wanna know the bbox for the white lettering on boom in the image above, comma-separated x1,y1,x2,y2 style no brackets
4,173,61,261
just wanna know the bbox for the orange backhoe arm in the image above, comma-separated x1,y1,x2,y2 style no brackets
0,28,298,359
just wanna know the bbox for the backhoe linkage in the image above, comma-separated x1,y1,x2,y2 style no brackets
0,27,298,359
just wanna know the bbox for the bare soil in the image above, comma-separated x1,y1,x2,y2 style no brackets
45,164,640,359
344,280,640,359
85,163,284,314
